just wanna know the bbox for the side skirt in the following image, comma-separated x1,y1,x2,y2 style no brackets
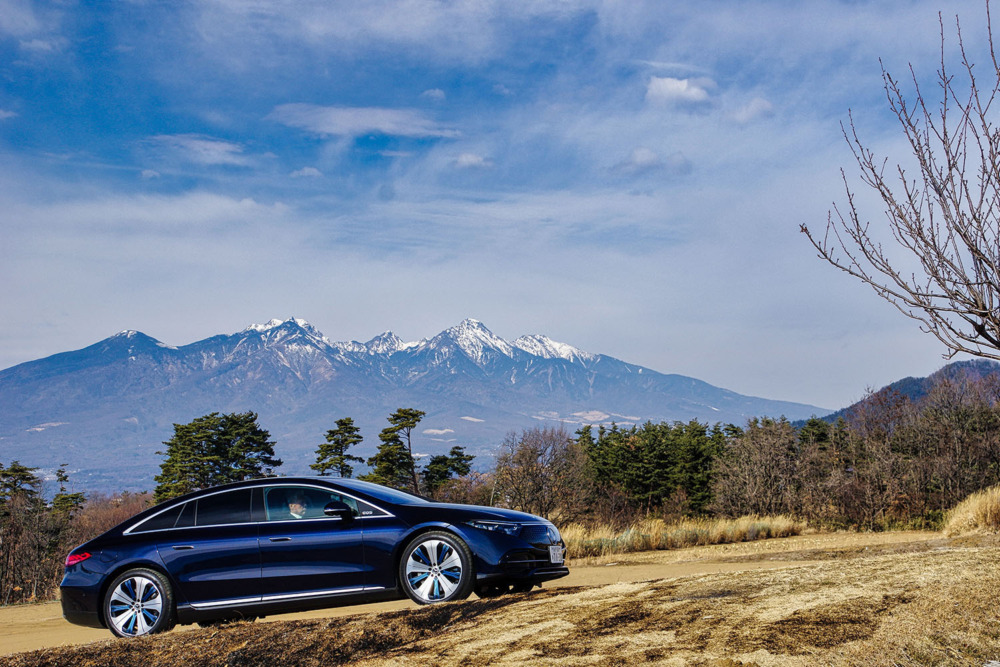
175,586,401,625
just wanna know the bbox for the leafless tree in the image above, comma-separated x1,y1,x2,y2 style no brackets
802,3,1000,361
492,427,592,522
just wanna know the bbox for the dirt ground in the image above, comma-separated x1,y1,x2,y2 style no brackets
4,530,988,666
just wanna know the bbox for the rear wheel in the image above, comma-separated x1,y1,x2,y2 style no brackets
103,568,175,638
399,531,474,604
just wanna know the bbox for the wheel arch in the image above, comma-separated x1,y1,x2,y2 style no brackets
97,561,177,629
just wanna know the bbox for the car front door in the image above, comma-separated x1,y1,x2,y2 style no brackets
155,489,261,609
257,484,367,601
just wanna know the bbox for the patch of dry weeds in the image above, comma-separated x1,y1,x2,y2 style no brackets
5,534,1000,666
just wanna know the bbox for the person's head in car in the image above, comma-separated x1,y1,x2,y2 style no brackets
288,493,308,519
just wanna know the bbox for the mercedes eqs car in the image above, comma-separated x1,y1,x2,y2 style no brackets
60,477,569,637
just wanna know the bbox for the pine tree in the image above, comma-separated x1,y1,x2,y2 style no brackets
51,463,86,515
386,408,425,492
422,446,475,495
154,412,281,502
360,427,414,491
0,461,41,502
311,417,365,477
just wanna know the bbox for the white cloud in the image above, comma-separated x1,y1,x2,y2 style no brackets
421,88,446,101
150,134,251,166
140,170,160,179
454,153,493,169
460,416,485,423
733,97,774,124
646,76,715,105
423,428,454,436
270,104,458,138
0,0,41,36
0,109,17,120
615,147,662,174
290,166,323,178
19,38,58,52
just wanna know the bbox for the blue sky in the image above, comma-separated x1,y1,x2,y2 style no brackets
0,0,992,410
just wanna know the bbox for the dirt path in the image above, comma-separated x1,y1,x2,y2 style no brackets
0,530,937,657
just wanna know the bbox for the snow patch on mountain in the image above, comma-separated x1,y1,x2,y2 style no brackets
512,334,596,363
427,318,515,363
363,331,407,355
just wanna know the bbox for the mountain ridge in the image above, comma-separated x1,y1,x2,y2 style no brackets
0,317,828,492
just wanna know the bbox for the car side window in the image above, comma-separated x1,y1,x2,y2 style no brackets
194,489,252,527
131,503,183,533
263,486,361,521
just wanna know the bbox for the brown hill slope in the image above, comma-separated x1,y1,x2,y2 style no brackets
3,534,999,666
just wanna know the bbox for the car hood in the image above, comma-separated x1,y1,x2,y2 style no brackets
414,503,549,523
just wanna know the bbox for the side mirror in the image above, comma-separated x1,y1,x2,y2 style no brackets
323,501,354,521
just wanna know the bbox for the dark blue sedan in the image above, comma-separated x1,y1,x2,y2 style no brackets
60,477,569,637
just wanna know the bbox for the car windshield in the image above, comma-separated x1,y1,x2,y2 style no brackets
334,479,430,505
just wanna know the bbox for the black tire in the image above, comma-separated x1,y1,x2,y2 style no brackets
399,531,475,604
103,568,175,638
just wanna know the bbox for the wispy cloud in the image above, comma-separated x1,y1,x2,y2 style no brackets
0,0,42,37
269,104,458,138
149,134,252,167
732,97,774,124
454,153,493,169
290,166,322,178
0,109,17,120
613,147,662,174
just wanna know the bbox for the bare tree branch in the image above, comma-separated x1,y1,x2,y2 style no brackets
802,2,1000,360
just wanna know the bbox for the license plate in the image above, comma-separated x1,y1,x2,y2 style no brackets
549,545,564,564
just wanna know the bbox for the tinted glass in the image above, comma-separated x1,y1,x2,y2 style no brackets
264,486,361,521
132,504,183,533
195,490,252,526
334,479,429,505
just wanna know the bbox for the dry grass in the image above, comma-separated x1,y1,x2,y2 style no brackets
5,533,1000,666
562,515,807,559
943,484,1000,536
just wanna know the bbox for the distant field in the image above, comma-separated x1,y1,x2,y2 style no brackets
3,531,998,666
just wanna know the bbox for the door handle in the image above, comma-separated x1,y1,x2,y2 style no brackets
269,537,292,542
171,545,194,550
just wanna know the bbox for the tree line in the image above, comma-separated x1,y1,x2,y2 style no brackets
153,407,473,502
7,369,1000,604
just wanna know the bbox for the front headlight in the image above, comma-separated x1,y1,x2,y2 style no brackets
466,520,522,537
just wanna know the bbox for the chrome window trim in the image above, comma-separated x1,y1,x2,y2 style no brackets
125,481,394,535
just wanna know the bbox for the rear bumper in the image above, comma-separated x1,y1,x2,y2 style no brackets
61,589,105,629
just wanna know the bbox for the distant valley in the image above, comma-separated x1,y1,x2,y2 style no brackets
0,318,829,492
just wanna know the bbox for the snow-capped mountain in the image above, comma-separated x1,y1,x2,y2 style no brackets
0,318,828,492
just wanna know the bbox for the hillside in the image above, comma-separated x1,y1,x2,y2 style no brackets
0,318,827,492
3,531,997,666
820,358,1000,424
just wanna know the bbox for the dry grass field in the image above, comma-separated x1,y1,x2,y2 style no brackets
3,530,999,666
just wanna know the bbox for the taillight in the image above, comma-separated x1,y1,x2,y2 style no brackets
65,552,92,567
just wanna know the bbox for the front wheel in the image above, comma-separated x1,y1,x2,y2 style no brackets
399,531,474,604
103,568,175,638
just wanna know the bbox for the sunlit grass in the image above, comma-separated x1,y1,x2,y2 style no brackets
943,484,1000,536
561,515,807,559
